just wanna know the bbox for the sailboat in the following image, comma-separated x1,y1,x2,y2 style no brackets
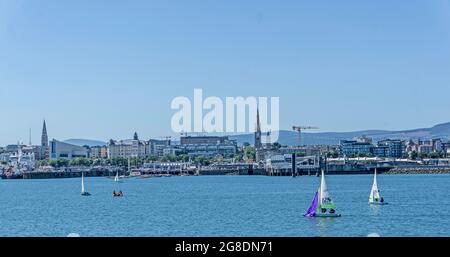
305,170,341,217
114,171,124,183
113,171,123,197
369,169,387,205
81,173,91,196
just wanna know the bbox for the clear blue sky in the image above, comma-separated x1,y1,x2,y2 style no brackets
1,0,449,145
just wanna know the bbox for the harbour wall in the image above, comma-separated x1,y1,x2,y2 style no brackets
385,165,450,174
14,165,450,179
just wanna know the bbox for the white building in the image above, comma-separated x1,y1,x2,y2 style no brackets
50,139,89,160
108,139,148,158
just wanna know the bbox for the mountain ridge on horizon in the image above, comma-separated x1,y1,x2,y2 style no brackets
63,122,450,147
228,122,450,146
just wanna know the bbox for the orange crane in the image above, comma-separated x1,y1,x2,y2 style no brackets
292,126,319,146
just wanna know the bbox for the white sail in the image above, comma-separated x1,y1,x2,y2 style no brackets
81,173,85,193
319,170,333,205
369,170,381,203
114,171,119,182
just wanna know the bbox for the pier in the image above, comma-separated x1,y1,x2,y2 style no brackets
22,167,119,179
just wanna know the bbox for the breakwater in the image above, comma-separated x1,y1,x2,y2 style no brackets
385,166,450,174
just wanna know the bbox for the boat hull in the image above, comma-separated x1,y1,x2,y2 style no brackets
81,192,91,196
314,213,341,218
369,202,388,205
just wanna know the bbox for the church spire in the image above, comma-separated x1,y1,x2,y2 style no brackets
41,119,49,160
254,108,262,149
256,108,261,133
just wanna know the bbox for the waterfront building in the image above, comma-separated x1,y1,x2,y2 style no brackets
405,139,418,153
340,140,373,156
372,145,389,157
180,136,228,145
163,146,178,156
148,139,171,157
0,152,9,162
418,144,433,154
9,147,35,170
107,133,148,159
89,145,108,159
265,154,320,176
376,139,404,158
432,138,443,152
443,141,450,154
178,136,237,157
21,145,42,159
50,139,89,160
5,144,23,153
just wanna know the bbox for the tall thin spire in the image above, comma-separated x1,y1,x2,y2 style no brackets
256,108,261,133
29,128,32,146
254,108,262,149
41,119,49,160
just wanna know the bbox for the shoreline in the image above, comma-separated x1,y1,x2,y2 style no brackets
2,169,450,180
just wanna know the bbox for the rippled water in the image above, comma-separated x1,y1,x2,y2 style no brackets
0,174,449,236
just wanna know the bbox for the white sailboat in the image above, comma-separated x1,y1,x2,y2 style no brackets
305,170,341,217
369,169,387,205
114,171,119,182
113,171,123,197
81,173,91,196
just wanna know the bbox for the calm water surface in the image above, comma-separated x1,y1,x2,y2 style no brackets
0,174,449,236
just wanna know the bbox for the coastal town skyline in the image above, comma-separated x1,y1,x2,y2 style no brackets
2,118,450,148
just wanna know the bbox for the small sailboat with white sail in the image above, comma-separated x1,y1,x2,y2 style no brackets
304,170,341,218
113,171,123,197
81,173,91,196
369,169,387,205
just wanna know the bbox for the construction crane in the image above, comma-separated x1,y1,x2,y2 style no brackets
292,126,319,146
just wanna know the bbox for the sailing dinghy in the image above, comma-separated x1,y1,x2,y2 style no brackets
305,170,341,218
369,169,387,205
113,171,124,197
81,173,91,196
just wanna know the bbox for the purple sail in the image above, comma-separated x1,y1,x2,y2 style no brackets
304,191,318,217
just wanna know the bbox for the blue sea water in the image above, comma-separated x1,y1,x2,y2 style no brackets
0,174,449,237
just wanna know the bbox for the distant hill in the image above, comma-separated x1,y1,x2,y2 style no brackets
63,139,107,147
229,122,450,146
61,122,450,147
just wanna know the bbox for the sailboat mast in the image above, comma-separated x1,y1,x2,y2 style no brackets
374,168,378,186
128,157,131,174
